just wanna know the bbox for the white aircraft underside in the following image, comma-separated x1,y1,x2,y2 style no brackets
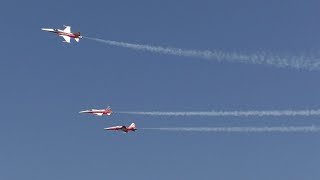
41,25,81,43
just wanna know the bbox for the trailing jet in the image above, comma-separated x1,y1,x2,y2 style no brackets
104,123,137,133
79,106,112,116
41,25,82,43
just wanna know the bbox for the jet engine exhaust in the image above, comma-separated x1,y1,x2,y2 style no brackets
141,125,320,133
83,36,320,71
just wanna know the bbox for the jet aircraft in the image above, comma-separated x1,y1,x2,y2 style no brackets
41,25,82,43
104,123,137,133
79,106,112,116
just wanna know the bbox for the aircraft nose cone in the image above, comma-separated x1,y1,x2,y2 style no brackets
41,28,53,32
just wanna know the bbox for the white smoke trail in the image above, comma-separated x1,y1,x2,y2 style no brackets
83,36,320,71
119,109,320,117
142,125,320,133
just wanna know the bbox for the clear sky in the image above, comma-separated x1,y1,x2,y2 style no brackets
1,0,320,179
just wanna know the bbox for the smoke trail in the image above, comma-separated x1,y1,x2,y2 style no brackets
83,36,320,71
118,109,320,117
142,125,320,133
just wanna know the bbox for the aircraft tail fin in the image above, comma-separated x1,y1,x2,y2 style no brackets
74,38,80,42
129,123,136,129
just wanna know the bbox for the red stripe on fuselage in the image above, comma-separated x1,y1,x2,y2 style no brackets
56,32,80,38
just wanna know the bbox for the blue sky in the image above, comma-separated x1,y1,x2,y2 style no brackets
1,0,320,179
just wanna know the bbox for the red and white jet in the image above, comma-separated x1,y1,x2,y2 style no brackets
79,106,112,116
104,123,137,133
41,25,82,43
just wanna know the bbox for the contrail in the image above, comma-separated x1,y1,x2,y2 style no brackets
83,36,320,71
141,125,320,133
118,109,320,117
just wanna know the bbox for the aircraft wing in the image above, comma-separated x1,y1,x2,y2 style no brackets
63,25,71,33
60,35,71,43
94,113,103,116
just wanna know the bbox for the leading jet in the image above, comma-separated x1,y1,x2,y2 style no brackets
79,106,113,116
41,25,82,43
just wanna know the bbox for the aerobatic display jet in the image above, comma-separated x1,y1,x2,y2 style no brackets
79,106,112,116
41,25,82,43
104,123,137,133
